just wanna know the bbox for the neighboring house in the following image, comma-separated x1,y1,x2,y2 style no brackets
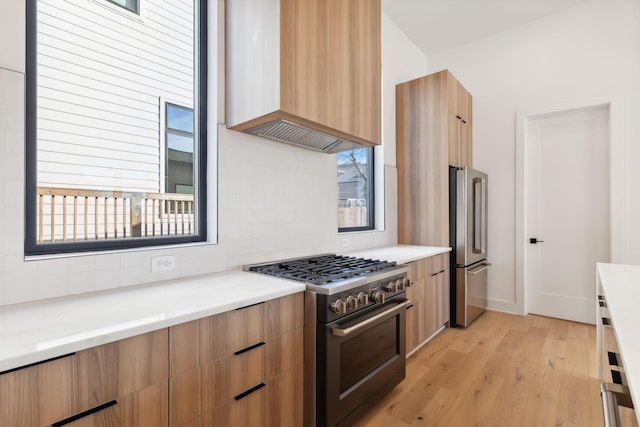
36,0,194,194
337,161,368,206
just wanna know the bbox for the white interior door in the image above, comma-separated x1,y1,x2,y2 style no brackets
526,106,610,324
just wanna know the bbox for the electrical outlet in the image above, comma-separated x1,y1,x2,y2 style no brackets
341,238,350,247
152,256,175,272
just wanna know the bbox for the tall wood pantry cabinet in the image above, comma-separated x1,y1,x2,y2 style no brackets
396,70,473,247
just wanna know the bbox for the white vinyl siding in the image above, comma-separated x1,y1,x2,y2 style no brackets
36,0,194,193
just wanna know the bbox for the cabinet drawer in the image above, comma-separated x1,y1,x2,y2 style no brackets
178,366,303,427
170,345,266,426
265,327,303,378
264,365,304,427
264,293,304,340
0,353,78,427
170,303,264,376
0,338,168,427
408,253,448,282
53,382,168,427
181,383,265,427
76,329,169,411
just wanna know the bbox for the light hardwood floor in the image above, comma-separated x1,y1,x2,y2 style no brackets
353,310,609,427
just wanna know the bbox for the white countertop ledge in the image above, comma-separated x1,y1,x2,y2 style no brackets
597,263,640,419
343,244,451,264
0,270,304,373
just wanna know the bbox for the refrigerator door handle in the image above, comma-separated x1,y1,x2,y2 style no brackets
473,178,487,254
467,263,491,275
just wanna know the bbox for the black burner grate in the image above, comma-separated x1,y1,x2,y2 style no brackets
249,254,396,286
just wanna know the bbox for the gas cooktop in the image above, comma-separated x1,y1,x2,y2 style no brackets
245,254,407,295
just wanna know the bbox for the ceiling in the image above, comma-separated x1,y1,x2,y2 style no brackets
382,0,592,56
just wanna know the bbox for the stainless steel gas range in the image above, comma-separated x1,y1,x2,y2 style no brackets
246,254,409,427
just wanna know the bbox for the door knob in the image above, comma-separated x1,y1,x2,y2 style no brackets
529,238,545,244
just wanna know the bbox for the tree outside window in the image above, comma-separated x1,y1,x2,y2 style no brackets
337,147,374,231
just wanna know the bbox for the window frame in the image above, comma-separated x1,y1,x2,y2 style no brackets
24,0,209,256
164,102,195,195
338,147,375,233
106,0,140,14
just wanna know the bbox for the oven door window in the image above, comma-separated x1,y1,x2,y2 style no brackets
339,314,399,394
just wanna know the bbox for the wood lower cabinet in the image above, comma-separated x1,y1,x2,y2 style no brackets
405,253,450,355
0,293,302,427
169,292,304,427
0,329,169,427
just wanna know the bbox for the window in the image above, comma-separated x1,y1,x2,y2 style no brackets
165,103,195,195
107,0,139,14
25,0,208,255
338,148,374,231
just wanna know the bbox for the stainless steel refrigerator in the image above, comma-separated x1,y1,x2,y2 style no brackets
449,166,490,327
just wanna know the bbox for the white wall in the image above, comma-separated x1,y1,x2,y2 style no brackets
0,3,429,306
427,0,640,314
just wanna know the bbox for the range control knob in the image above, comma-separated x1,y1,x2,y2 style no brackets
330,299,347,314
383,281,398,292
395,279,405,291
357,292,369,306
371,290,386,304
402,277,411,289
345,295,359,310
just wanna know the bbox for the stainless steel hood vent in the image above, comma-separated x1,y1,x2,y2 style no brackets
246,120,362,153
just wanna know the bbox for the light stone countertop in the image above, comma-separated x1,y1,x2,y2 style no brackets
343,244,451,264
597,263,640,420
0,270,304,372
0,244,449,373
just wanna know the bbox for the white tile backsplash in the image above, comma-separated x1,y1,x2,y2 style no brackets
120,265,144,287
0,11,428,307
95,269,121,292
68,271,96,295
4,270,37,305
38,274,69,300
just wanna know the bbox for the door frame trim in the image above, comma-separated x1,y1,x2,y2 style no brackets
515,95,624,316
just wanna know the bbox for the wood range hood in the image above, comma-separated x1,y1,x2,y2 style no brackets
225,0,382,154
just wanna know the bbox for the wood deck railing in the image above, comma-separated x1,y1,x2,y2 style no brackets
37,187,195,242
338,207,368,228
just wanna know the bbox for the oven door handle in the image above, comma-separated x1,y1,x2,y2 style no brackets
332,300,410,337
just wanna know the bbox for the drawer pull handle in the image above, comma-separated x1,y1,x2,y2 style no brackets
406,304,414,309
235,301,265,310
608,351,619,367
52,400,117,427
234,341,265,356
234,383,265,401
430,269,447,277
1,353,75,376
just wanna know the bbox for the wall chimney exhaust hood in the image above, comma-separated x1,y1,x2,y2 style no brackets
226,0,381,154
